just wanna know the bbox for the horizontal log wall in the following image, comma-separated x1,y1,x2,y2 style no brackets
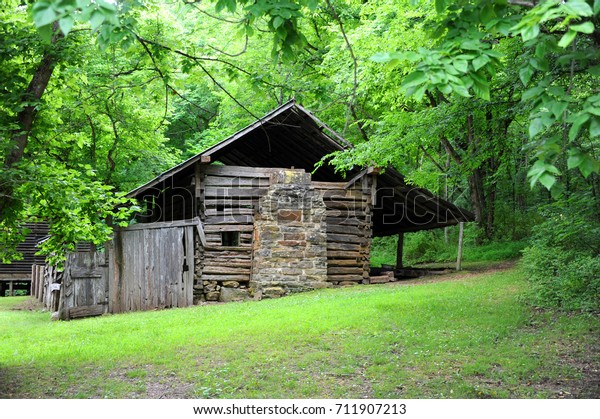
196,165,280,301
313,178,373,285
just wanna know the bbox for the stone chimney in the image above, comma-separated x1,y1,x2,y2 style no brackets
250,169,329,298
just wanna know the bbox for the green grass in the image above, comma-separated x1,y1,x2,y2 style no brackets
371,235,527,267
0,267,598,398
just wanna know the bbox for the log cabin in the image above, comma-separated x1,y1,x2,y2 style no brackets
0,223,48,296
115,100,474,305
41,100,473,319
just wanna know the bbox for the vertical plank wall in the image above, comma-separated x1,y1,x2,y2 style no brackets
108,224,194,313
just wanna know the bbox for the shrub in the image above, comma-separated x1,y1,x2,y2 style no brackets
521,194,600,312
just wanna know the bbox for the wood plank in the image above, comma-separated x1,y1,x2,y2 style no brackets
142,227,153,309
326,233,366,244
321,189,368,199
205,215,254,225
204,224,254,232
205,208,255,216
327,259,362,267
185,225,194,306
327,267,364,275
157,227,167,308
196,218,207,247
204,187,268,198
202,266,251,275
343,168,368,190
204,245,252,251
327,251,363,259
120,218,199,231
325,225,365,235
326,217,370,226
327,242,362,251
201,274,250,282
327,275,364,282
312,181,355,190
323,201,369,211
202,165,278,178
369,276,391,284
68,304,106,319
204,199,257,208
202,261,252,268
204,176,270,187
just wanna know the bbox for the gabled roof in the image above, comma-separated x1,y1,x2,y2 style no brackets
128,100,474,235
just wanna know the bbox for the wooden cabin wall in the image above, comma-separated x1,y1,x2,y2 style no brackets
313,178,373,285
195,164,276,301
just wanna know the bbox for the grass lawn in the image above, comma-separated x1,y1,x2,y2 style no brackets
0,265,598,399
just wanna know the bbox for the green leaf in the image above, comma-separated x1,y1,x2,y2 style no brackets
97,0,118,12
32,2,57,27
371,52,406,64
570,22,594,33
402,71,428,89
595,0,600,13
590,117,600,137
272,16,284,29
563,0,594,17
558,30,577,48
59,15,75,36
567,149,585,169
579,155,600,177
435,0,446,13
529,118,544,138
549,101,568,119
569,113,590,140
306,0,319,11
529,57,548,72
538,172,556,190
588,65,600,76
452,82,471,98
453,60,468,73
90,10,105,31
522,86,544,101
472,54,490,71
519,66,534,86
37,24,53,43
522,24,540,42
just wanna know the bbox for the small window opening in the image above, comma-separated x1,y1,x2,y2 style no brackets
222,231,240,247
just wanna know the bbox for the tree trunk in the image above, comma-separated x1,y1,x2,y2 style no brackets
0,24,61,217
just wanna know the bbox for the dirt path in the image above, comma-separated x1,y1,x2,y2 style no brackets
387,259,519,287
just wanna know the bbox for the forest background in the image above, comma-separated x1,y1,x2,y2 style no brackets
0,0,598,311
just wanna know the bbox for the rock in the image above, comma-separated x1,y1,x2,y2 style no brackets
50,311,60,321
219,287,249,303
339,281,358,286
222,281,240,288
205,291,220,301
262,287,286,298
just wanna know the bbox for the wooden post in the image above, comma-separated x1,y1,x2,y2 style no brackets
456,222,464,271
31,265,36,296
396,233,404,269
8,281,14,297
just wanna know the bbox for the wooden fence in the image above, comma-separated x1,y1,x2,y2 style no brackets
31,264,62,315
33,220,197,320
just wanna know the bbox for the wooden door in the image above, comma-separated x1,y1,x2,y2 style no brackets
108,224,194,313
61,252,108,319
